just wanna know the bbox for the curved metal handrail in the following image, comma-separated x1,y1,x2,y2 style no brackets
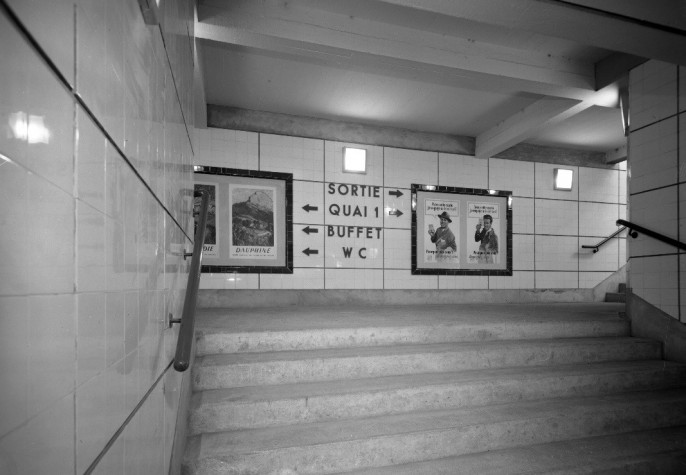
173,190,210,372
616,219,686,251
581,225,628,253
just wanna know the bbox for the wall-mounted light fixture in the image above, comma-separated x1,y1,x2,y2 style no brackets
553,168,574,191
343,147,366,174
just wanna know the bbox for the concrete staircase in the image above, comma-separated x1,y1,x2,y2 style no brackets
182,302,686,474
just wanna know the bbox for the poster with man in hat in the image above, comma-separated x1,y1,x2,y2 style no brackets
425,200,459,264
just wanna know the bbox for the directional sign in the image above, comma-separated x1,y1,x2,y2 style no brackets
388,209,404,217
302,248,319,256
302,204,318,212
388,189,404,198
302,226,319,234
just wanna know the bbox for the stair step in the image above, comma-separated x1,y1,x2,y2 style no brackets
190,360,686,434
197,312,630,356
183,389,686,475
345,426,686,474
193,337,661,391
605,292,627,303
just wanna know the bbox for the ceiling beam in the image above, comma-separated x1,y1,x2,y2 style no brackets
475,97,584,158
374,0,686,66
196,1,599,99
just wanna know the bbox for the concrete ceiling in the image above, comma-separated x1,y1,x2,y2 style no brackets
195,0,686,159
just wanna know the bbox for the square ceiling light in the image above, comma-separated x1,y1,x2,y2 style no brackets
343,147,366,174
554,168,574,191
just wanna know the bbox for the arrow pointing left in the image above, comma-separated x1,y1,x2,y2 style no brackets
302,248,319,256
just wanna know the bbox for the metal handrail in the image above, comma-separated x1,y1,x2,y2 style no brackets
173,190,210,372
616,219,686,251
581,226,628,253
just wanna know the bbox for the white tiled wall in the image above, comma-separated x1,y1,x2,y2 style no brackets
0,1,195,473
196,129,626,291
628,60,685,321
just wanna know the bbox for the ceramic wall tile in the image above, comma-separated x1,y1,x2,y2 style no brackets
579,271,614,289
384,229,411,269
199,273,259,290
76,368,111,474
0,10,75,195
681,184,686,245
512,197,534,235
680,66,686,113
384,147,437,188
619,237,627,266
0,393,75,475
578,167,619,204
324,182,384,228
202,128,259,169
325,227,384,269
513,234,535,271
489,271,535,289
439,153,488,189
77,292,107,387
385,270,438,289
324,141,383,186
619,171,627,204
489,158,535,197
629,117,678,194
0,161,30,296
630,255,679,319
0,297,29,438
629,61,677,131
293,180,325,225
579,202,619,237
325,269,383,289
260,269,325,289
294,224,325,268
438,275,487,289
680,114,686,183
535,235,579,271
77,107,107,212
681,254,686,323
534,199,578,236
629,186,678,257
535,163,579,201
261,134,324,181
6,0,74,85
535,271,578,289
383,187,412,230
579,237,619,271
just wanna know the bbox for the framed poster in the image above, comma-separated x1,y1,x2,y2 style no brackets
193,166,293,273
412,184,512,275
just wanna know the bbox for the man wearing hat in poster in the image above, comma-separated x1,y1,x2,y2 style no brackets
428,211,457,261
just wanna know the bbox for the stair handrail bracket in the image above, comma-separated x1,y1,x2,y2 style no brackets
617,219,686,251
173,190,210,372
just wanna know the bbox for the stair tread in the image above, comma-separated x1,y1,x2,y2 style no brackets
191,388,686,457
196,303,627,333
344,426,686,474
198,336,657,366
195,359,686,406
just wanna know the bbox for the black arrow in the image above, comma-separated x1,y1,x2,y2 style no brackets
389,209,404,217
388,189,404,198
302,204,318,212
302,248,319,256
302,226,319,235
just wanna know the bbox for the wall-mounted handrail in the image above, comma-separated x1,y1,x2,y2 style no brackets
173,190,210,372
617,219,686,251
581,226,628,253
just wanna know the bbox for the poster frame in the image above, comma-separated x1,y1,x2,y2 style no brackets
194,166,293,274
411,184,513,276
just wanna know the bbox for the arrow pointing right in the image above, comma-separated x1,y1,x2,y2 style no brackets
388,189,404,198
